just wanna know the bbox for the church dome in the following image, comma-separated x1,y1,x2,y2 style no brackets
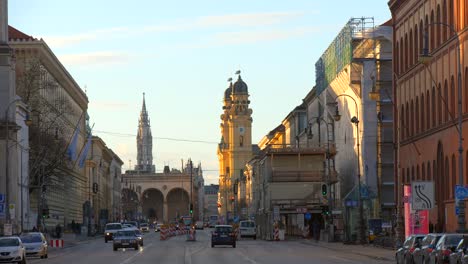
224,82,232,101
233,75,248,94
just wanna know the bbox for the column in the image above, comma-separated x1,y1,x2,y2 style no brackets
163,201,168,223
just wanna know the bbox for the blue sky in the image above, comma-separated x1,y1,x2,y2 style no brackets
9,0,391,184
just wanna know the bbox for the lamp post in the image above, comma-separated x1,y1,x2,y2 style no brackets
333,94,366,244
420,23,464,232
4,98,23,225
307,116,335,241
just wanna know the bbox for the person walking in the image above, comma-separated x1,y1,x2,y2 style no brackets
312,218,320,242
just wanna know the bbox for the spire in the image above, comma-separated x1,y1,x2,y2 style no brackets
142,92,147,112
136,92,155,173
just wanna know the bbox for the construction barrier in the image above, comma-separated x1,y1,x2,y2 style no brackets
49,239,64,248
274,226,279,241
160,225,168,240
186,227,196,241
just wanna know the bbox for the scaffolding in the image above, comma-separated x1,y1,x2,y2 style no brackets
315,17,375,96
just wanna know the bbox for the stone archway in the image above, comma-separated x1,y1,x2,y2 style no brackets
122,188,139,221
141,188,164,223
166,188,189,222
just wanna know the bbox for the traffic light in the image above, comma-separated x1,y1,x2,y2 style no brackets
321,206,330,216
189,203,193,215
92,183,99,193
321,184,327,196
42,208,49,219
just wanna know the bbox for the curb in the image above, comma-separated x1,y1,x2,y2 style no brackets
49,235,104,249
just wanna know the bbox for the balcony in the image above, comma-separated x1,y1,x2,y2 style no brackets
271,168,337,183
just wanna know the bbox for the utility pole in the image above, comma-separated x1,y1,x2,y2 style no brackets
189,159,193,217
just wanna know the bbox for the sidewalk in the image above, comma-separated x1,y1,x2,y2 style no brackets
301,239,394,262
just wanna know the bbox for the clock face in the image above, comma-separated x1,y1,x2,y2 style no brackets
239,127,245,134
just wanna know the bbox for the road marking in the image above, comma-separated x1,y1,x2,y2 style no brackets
119,243,153,264
236,250,258,264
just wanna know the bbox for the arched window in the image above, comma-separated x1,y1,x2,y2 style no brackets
438,84,442,125
414,25,418,64
411,100,415,135
444,80,448,122
449,0,454,36
427,161,431,180
427,90,430,129
422,163,426,180
430,10,435,51
436,5,441,47
416,97,420,133
400,37,404,74
432,86,436,127
409,29,414,66
417,165,420,180
465,68,468,113
405,34,408,71
443,0,448,41
407,168,410,184
433,160,437,185
406,102,410,136
395,42,400,75
450,76,455,117
412,166,415,182
445,156,449,200
421,93,425,130
452,154,456,198
420,20,424,54
401,104,405,139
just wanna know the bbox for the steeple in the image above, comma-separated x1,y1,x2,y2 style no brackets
136,92,155,173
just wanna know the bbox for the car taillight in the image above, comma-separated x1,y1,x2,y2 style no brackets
443,249,452,256
427,248,433,253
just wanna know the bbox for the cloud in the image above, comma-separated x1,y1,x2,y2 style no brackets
195,12,304,28
58,51,133,66
211,26,321,45
43,27,130,48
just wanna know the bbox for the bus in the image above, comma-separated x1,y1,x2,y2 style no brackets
209,215,219,228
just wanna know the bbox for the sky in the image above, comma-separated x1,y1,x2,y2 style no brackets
9,0,391,185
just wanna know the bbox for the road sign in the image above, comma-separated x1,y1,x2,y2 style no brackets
0,203,4,219
455,185,468,200
0,193,4,203
456,207,461,215
9,204,15,220
411,181,434,210
273,206,280,221
305,212,311,220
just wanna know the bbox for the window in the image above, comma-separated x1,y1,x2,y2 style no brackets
444,81,448,122
421,94,425,130
450,76,455,117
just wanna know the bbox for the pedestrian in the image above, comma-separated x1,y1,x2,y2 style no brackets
32,226,38,232
71,220,76,233
312,218,320,242
55,223,62,239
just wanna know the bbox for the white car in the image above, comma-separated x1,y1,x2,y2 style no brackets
139,223,149,232
20,232,48,259
239,220,256,240
0,236,27,264
154,224,163,232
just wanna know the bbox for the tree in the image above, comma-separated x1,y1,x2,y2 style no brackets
15,58,79,226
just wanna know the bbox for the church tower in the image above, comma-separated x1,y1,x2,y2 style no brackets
136,93,155,173
218,71,253,219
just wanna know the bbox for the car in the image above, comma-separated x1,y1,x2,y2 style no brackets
0,236,27,264
104,222,123,243
154,224,163,232
395,234,425,264
122,224,132,229
429,233,465,264
211,225,236,248
239,220,256,240
449,237,468,264
412,233,443,264
20,232,48,259
113,230,139,251
195,221,204,230
125,221,139,228
133,229,144,246
139,223,149,232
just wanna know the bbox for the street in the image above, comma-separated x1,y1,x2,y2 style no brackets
26,229,394,264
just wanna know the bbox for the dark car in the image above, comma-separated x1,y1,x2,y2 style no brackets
412,233,443,264
396,234,425,264
113,230,139,251
211,225,236,248
429,234,464,264
449,237,468,264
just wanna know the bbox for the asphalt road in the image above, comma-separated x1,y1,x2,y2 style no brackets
26,229,393,264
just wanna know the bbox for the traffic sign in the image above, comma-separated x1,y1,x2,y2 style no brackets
0,203,4,219
0,193,4,203
411,181,434,210
456,207,461,215
305,212,311,220
455,185,468,200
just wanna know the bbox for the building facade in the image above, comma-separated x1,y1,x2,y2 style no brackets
204,184,219,220
389,0,468,235
217,72,254,222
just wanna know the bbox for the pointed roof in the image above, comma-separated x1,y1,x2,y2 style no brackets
142,92,147,112
8,25,36,41
233,74,248,94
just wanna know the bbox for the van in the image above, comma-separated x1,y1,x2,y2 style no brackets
239,220,256,240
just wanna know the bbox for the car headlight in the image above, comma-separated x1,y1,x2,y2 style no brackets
106,232,110,235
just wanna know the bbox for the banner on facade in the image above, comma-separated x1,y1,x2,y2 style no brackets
3,224,12,236
404,185,429,237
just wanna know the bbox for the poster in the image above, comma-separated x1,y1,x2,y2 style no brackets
404,185,429,237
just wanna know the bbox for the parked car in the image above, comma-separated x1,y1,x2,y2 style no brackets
211,225,236,248
429,234,464,264
413,233,443,264
195,221,204,230
113,230,139,251
20,232,48,259
0,236,27,264
139,223,149,232
104,222,123,243
449,237,468,264
239,220,256,240
396,234,425,264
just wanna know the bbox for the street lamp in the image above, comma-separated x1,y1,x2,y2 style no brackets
307,116,335,241
420,22,464,232
332,94,366,244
